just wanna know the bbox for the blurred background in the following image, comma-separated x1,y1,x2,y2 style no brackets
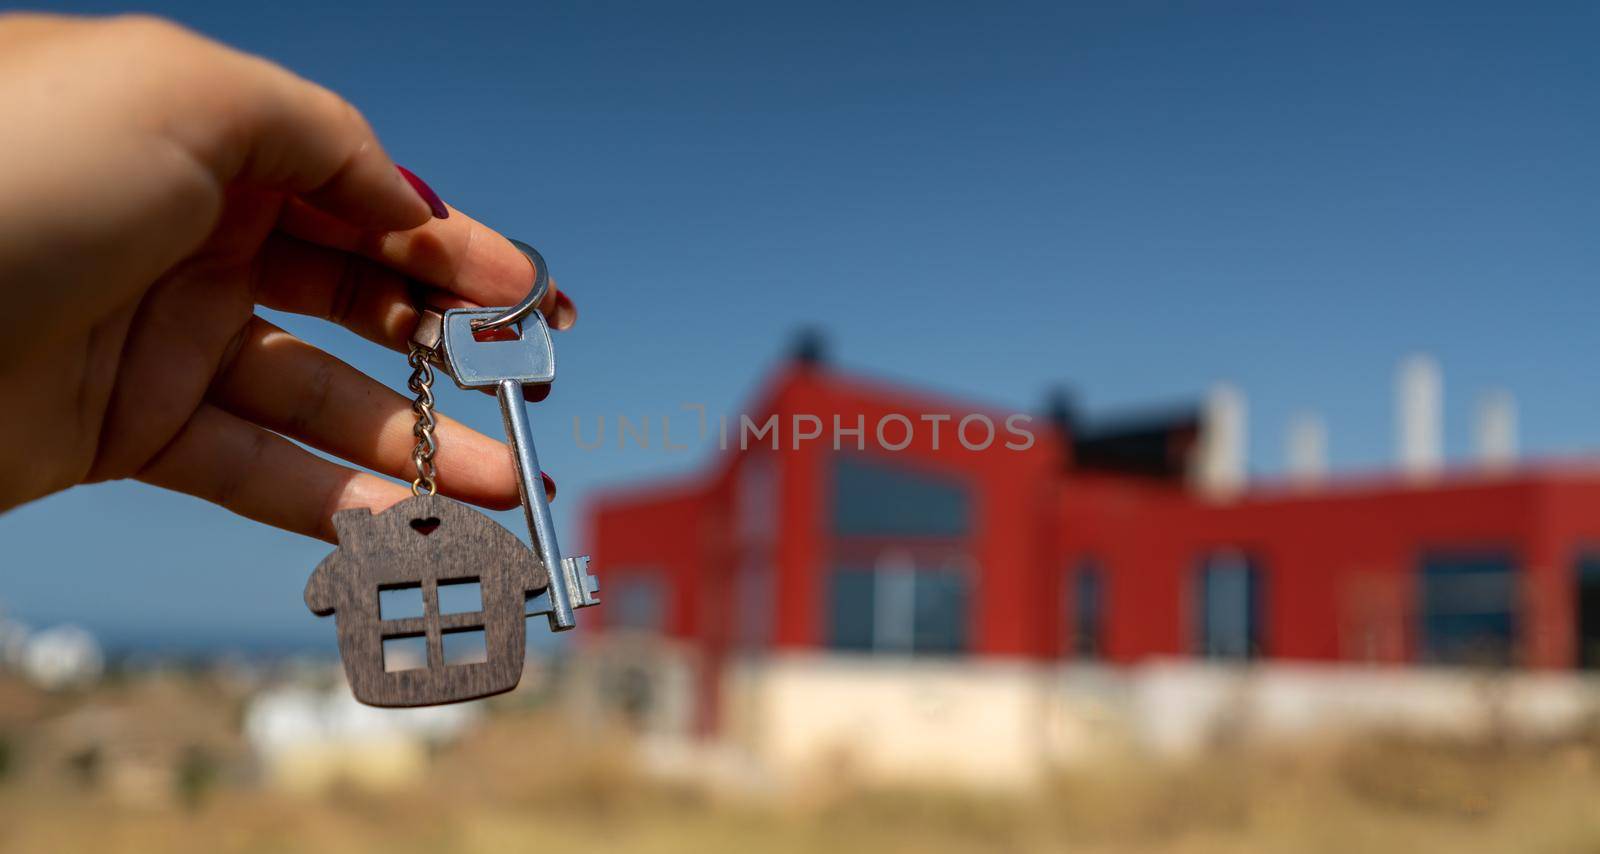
2,1,1599,851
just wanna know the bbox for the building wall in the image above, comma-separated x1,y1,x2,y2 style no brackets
588,481,713,640
599,650,1600,790
1055,474,1600,669
757,367,1064,657
720,653,1056,789
587,366,1600,674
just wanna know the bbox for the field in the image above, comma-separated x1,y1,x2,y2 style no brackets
3,703,1600,854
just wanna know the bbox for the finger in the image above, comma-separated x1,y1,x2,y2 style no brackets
256,233,574,356
136,403,411,543
253,236,560,410
152,18,437,231
255,233,419,351
277,199,576,330
209,317,522,510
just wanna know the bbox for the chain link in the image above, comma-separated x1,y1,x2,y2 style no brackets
406,344,440,496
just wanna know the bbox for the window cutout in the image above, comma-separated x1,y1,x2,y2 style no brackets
410,517,441,536
438,578,482,614
525,588,552,615
472,323,520,343
443,628,488,666
383,635,427,672
379,584,425,620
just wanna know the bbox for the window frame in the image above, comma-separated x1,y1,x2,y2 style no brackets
1063,558,1106,660
1194,550,1265,661
825,550,971,657
1415,548,1519,667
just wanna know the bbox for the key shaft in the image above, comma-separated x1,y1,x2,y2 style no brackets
496,379,577,631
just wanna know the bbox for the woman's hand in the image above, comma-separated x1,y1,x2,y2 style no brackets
0,13,575,541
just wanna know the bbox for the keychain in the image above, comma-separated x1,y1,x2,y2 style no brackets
304,241,600,708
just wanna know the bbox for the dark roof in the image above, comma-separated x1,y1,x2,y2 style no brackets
1069,405,1201,480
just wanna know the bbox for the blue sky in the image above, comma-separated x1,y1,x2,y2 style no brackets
3,0,1596,650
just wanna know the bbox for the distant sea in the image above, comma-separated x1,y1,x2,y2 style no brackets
9,613,571,663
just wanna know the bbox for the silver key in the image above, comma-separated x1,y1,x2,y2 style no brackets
438,304,599,632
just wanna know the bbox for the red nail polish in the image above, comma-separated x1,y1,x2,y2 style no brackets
397,165,449,219
541,471,557,501
554,291,578,329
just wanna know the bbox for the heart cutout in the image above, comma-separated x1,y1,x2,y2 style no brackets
410,517,442,536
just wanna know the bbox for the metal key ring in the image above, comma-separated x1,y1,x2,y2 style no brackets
471,239,550,333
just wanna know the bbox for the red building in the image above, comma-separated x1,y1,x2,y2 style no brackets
587,347,1600,691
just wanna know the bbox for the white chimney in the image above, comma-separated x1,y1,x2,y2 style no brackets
1474,389,1517,471
1286,412,1327,486
1396,355,1442,479
1195,383,1247,498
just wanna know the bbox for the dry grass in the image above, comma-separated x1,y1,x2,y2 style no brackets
3,707,1600,853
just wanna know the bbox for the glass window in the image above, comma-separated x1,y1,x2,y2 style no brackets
832,457,970,538
735,453,779,545
827,553,969,655
827,568,876,651
1577,555,1600,670
913,567,969,654
1197,551,1263,660
1418,552,1516,666
1065,560,1105,658
873,553,916,651
608,574,666,632
733,453,779,652
733,558,775,651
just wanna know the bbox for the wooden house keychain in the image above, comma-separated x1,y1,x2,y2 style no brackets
304,241,600,708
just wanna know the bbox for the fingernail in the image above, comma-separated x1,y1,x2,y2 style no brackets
553,291,578,330
541,471,557,502
396,165,449,219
